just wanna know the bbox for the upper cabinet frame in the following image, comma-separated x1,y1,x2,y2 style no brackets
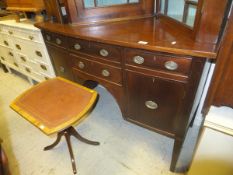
64,0,154,24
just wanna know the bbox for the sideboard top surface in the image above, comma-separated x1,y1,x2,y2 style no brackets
35,17,217,58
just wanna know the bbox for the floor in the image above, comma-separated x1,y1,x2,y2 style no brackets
0,67,202,175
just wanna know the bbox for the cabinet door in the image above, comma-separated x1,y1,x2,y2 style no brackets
126,70,186,135
47,44,73,80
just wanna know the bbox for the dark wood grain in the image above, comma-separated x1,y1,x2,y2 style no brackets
35,17,217,58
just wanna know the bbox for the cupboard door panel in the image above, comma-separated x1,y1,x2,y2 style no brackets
126,70,186,135
47,44,73,80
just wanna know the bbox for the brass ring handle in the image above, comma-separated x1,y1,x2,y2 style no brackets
145,101,158,110
4,40,8,46
133,56,144,64
60,66,65,73
16,44,21,50
46,35,51,41
164,61,178,71
40,64,47,71
1,56,5,61
9,52,13,56
14,62,18,67
78,61,85,69
29,36,34,40
20,56,26,62
102,69,110,77
56,38,62,45
74,43,81,50
8,31,13,35
35,51,42,57
25,67,31,73
100,49,109,57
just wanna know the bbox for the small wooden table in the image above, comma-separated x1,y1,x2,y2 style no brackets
10,77,100,174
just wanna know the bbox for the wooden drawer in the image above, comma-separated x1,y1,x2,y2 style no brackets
42,31,68,48
13,28,42,43
126,70,186,135
71,54,122,85
68,37,90,54
89,42,122,62
125,48,192,75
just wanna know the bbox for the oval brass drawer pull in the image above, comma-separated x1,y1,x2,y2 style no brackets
100,49,109,57
46,35,51,41
74,43,81,50
4,40,8,46
78,61,85,69
164,61,178,71
56,38,62,45
29,36,34,40
20,56,26,62
8,31,13,35
35,51,42,57
40,64,47,71
145,101,158,110
102,69,110,77
16,44,21,50
133,56,144,64
1,56,5,61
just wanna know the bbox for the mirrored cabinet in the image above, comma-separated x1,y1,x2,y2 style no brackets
160,0,199,27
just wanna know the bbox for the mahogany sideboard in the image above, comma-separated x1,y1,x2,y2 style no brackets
35,16,218,172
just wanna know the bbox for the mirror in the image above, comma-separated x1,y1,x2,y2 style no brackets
160,0,198,27
84,0,139,8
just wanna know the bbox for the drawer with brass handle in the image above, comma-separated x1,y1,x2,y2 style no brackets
89,42,122,62
68,37,89,53
15,44,21,50
71,54,122,85
125,48,192,75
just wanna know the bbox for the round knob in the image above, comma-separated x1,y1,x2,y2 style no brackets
74,43,81,50
56,38,62,45
46,35,51,41
145,101,158,110
78,61,85,69
164,61,178,71
133,56,144,64
102,69,110,77
100,49,109,57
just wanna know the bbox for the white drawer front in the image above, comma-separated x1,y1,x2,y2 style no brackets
13,28,42,43
35,61,53,76
0,34,14,48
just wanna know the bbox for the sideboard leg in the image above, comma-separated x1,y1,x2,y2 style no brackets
170,138,183,172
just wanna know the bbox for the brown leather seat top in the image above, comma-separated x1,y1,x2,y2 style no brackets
10,77,98,135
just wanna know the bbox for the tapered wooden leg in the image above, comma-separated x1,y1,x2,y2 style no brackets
170,139,183,172
44,131,64,151
69,127,100,145
64,131,77,174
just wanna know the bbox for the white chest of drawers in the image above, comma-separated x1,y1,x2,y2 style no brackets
0,20,55,83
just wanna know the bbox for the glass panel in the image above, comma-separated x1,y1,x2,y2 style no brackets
84,0,139,8
160,0,199,28
84,0,95,8
97,0,127,7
